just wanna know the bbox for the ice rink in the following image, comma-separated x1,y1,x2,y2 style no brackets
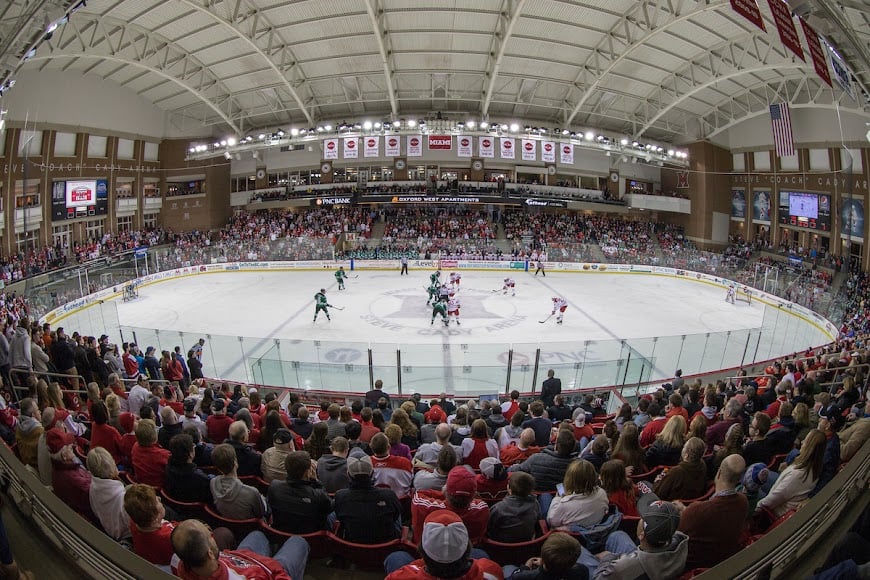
92,266,836,391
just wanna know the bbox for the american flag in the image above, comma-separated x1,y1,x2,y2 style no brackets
769,103,795,157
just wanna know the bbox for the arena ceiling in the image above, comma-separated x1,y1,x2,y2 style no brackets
1,0,868,144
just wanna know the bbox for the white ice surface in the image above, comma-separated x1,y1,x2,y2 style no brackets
90,268,834,392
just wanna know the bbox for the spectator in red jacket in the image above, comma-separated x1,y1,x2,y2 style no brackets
46,428,94,522
206,399,234,444
410,466,490,545
89,400,124,464
124,483,177,566
640,403,667,447
131,419,170,489
665,393,689,424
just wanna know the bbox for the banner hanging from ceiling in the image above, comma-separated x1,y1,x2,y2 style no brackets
500,138,515,159
323,138,338,160
766,0,805,61
343,137,358,159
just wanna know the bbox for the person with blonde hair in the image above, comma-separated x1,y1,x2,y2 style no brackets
645,414,686,467
653,437,708,501
756,429,826,518
687,414,707,442
46,382,65,410
389,408,419,450
385,423,412,461
543,459,609,530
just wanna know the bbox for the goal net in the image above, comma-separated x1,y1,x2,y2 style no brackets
736,287,752,305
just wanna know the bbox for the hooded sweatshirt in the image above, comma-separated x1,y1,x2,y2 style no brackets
316,453,350,493
9,327,31,370
210,475,265,520
15,415,43,467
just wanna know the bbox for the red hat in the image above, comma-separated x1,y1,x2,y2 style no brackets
46,428,75,454
445,466,477,497
119,412,136,434
426,407,445,424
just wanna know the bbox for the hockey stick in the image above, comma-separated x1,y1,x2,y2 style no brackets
331,306,345,311
351,274,359,279
538,314,553,324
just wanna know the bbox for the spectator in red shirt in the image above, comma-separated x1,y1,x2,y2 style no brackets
124,483,177,566
131,419,170,489
476,457,508,499
500,428,541,466
46,428,94,522
358,407,381,443
502,390,521,421
571,408,594,444
640,403,667,447
600,459,639,517
665,393,689,424
206,399,233,444
90,400,124,464
410,466,490,545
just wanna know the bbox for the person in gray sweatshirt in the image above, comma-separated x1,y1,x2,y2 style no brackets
209,443,266,521
316,436,350,493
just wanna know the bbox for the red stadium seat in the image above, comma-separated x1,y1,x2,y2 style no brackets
159,488,208,520
203,505,261,541
260,523,330,560
479,521,550,566
326,531,415,570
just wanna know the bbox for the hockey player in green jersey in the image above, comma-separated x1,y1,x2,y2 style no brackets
429,270,441,285
426,281,440,305
334,266,348,290
313,288,332,322
431,297,448,326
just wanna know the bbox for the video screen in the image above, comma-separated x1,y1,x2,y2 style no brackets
52,179,108,221
789,192,818,219
66,180,98,208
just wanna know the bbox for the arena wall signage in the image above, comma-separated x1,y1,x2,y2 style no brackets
428,135,453,150
310,195,355,206
523,198,567,208
362,194,519,205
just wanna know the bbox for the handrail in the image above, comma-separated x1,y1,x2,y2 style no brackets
0,443,173,578
9,369,87,402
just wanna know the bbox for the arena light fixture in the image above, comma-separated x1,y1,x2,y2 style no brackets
585,132,594,141
393,120,401,128
363,121,373,130
227,137,237,146
189,147,196,153
479,121,489,129
324,124,333,131
562,129,569,135
374,122,382,129
219,140,227,146
466,120,476,129
224,151,232,160
407,119,417,128
620,138,629,146
667,149,674,156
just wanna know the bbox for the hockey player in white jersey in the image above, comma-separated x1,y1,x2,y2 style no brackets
447,296,461,325
551,296,568,324
502,277,516,296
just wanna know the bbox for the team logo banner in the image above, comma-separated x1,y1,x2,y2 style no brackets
500,138,515,159
479,136,494,158
323,138,338,160
457,136,472,157
407,135,423,157
385,136,401,157
541,141,555,163
428,135,452,150
560,143,574,164
364,136,380,157
343,137,359,159
521,139,537,161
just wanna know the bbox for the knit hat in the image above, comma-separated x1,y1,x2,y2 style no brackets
479,457,506,481
741,463,770,494
145,346,155,355
421,510,470,564
572,407,586,427
183,398,196,413
426,407,445,424
445,466,476,497
119,412,136,434
346,455,373,478
637,492,681,546
46,429,75,454
273,428,295,445
818,405,844,431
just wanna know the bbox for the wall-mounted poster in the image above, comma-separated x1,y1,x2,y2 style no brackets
841,198,864,239
732,189,746,218
752,190,771,222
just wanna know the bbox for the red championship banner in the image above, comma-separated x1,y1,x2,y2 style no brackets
500,137,515,159
541,141,555,163
800,17,832,87
677,171,689,189
479,136,494,158
323,138,338,160
364,136,379,158
521,139,537,161
407,135,422,157
729,0,765,31
767,0,804,61
343,137,359,159
560,143,574,165
385,136,401,157
457,136,472,158
428,135,452,150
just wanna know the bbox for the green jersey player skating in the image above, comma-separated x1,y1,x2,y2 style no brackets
426,281,440,305
431,298,448,326
430,270,441,285
314,288,332,322
335,266,348,290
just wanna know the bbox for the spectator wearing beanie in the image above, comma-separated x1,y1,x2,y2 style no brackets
476,457,509,499
411,466,490,545
261,428,296,484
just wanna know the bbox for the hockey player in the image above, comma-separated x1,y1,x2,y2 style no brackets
502,277,516,296
431,297,448,327
551,296,568,324
426,281,440,305
314,288,333,322
725,284,736,304
430,270,442,285
534,259,546,277
449,272,461,287
438,283,451,302
335,266,348,290
447,296,461,325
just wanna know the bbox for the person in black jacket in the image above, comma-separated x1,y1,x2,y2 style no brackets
226,421,262,477
50,327,77,377
143,346,162,380
164,433,212,504
187,350,203,380
267,451,333,533
509,430,578,492
333,454,402,543
540,369,561,408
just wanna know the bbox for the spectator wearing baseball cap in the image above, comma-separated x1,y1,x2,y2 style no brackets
384,510,502,579
260,428,296,484
410,466,490,545
476,457,508,499
811,405,844,497
577,486,688,579
333,454,403,545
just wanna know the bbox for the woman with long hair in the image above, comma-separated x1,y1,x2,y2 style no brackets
711,423,744,475
645,415,686,467
757,429,826,518
258,410,283,452
611,422,646,474
389,408,419,450
46,382,66,410
614,403,633,431
688,414,707,442
304,422,330,461
599,459,639,517
385,424,412,461
792,402,812,443
460,418,499,470
544,459,609,530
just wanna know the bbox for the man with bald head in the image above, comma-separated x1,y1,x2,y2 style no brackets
170,518,308,579
674,454,749,570
413,423,461,467
499,427,541,466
